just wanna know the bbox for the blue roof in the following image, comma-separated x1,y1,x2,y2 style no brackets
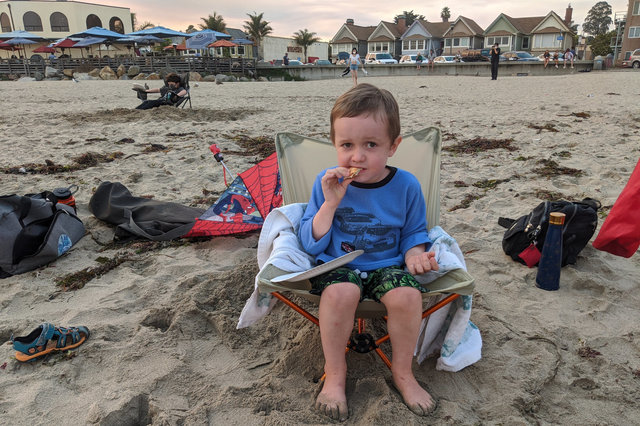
69,27,126,40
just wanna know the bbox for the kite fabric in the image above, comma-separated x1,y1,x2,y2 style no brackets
183,153,282,237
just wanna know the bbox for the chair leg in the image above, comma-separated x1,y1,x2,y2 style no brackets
271,292,319,325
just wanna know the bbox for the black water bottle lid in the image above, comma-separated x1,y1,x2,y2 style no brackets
52,187,71,198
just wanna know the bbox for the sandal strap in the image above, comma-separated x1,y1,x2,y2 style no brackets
54,326,81,348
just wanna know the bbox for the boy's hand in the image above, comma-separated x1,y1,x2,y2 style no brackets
320,167,353,208
406,251,439,275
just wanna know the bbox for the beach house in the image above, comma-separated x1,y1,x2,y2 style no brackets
619,1,640,63
400,19,450,56
441,16,485,55
483,6,575,55
329,19,375,62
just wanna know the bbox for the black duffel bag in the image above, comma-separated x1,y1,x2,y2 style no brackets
498,198,600,267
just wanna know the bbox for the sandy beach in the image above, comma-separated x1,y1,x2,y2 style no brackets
1,71,639,425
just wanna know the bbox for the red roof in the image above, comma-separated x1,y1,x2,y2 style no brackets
209,39,237,48
53,39,77,48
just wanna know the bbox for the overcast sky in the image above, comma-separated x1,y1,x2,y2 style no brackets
97,0,629,39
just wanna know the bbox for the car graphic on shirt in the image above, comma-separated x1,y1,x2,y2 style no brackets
335,207,397,253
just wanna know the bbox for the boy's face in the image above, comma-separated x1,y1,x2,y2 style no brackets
333,114,401,184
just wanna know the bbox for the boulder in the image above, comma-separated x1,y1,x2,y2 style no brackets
202,75,217,82
33,72,44,81
116,64,126,77
215,74,228,83
44,66,60,78
63,69,75,78
158,67,176,79
238,76,250,82
99,66,117,80
257,76,269,82
119,75,130,80
73,72,99,81
188,71,202,82
17,76,36,82
132,73,147,80
88,68,100,78
146,73,160,80
127,65,141,77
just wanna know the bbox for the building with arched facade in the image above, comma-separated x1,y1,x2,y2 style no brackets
0,0,132,38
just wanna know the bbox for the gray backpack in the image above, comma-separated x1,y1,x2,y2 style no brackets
0,193,85,278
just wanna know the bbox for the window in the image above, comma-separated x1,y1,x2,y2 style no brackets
522,36,530,49
446,37,469,48
533,33,561,48
487,36,510,46
86,14,102,29
331,43,354,54
368,42,389,52
1,12,11,32
629,26,640,38
237,46,245,55
50,12,69,32
109,17,125,34
634,1,640,15
402,39,426,51
23,12,43,32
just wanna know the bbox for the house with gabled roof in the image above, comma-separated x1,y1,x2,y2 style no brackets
483,6,574,54
366,20,407,58
442,16,485,54
400,19,450,56
330,18,376,60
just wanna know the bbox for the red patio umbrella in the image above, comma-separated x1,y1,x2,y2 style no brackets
208,39,237,48
53,38,78,48
33,46,56,54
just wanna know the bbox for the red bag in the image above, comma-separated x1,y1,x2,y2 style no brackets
592,158,640,257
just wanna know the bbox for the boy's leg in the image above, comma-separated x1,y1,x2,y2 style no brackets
317,282,360,421
380,286,436,415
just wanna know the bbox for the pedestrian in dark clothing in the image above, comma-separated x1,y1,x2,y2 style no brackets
490,43,500,80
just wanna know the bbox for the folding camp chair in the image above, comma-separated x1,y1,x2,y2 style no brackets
166,73,191,109
256,128,474,370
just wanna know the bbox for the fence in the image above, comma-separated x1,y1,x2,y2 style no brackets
0,56,256,77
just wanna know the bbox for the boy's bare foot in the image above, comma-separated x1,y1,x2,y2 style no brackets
393,375,436,416
315,390,348,421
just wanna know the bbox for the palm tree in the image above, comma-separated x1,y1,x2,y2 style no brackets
138,21,155,31
293,29,320,63
394,10,424,27
441,7,451,23
199,12,226,32
244,12,272,60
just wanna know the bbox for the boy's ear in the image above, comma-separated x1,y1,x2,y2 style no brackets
388,136,402,157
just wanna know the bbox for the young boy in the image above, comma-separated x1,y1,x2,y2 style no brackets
134,73,187,110
298,83,439,421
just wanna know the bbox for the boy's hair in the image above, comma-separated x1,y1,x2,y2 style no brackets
165,73,181,84
330,83,400,143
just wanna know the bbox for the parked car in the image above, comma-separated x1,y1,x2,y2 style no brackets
399,54,418,63
621,48,640,68
287,60,304,66
433,55,464,64
503,51,540,61
365,53,398,64
313,59,332,66
459,49,487,62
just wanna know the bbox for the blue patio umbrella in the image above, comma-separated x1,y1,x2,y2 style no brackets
231,38,254,45
72,37,106,47
185,29,231,50
69,27,126,40
0,30,45,40
127,26,191,38
116,35,164,44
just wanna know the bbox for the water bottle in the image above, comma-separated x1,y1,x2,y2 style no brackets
535,212,565,291
52,184,78,213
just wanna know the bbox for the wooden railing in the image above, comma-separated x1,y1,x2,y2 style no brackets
0,56,256,77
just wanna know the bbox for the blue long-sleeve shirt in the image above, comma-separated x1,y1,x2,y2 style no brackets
298,167,431,271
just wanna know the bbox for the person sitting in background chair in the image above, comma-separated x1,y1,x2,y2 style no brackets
133,73,187,110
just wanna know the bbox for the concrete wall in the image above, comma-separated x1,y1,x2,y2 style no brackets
261,35,328,63
264,60,594,80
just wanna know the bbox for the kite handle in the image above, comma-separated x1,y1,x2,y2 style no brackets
210,144,235,187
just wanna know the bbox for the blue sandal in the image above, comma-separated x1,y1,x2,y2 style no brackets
11,323,90,362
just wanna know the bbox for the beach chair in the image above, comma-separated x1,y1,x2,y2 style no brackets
164,73,191,109
256,128,475,371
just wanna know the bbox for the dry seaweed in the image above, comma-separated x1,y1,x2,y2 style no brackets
534,159,583,177
1,151,124,174
142,143,171,153
472,178,509,189
528,123,559,133
534,189,566,201
222,134,276,162
55,255,127,291
552,151,572,158
444,137,517,154
166,132,196,137
449,193,485,211
571,112,591,118
577,346,601,358
116,137,135,144
453,181,468,187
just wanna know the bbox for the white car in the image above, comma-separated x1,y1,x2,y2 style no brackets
433,55,463,64
365,53,398,64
